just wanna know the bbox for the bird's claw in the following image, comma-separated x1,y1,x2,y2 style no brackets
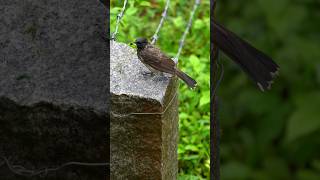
142,71,155,76
154,75,169,82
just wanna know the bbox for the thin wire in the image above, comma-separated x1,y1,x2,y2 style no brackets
211,50,224,98
173,0,200,63
151,0,170,44
111,0,128,40
1,156,108,177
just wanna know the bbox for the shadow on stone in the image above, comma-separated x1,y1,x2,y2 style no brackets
0,0,108,179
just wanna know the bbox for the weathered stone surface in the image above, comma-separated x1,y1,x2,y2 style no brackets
0,0,107,112
0,0,108,179
110,41,178,179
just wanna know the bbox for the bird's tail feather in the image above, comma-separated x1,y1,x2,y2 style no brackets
176,70,197,88
212,20,279,91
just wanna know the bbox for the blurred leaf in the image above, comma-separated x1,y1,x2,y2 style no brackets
296,170,320,180
189,55,200,71
173,16,185,28
312,160,320,172
184,145,199,152
178,175,204,180
140,1,151,7
199,90,210,107
183,154,199,160
126,7,137,16
221,162,251,180
286,93,320,142
251,170,276,180
110,7,122,15
194,19,205,30
263,157,290,179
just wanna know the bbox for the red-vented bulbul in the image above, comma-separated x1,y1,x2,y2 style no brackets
134,38,197,88
212,20,279,91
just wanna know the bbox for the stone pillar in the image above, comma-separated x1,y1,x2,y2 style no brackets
110,41,179,179
0,0,107,179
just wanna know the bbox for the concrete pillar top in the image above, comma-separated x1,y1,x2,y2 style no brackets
110,41,171,105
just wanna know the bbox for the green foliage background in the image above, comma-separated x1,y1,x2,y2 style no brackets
110,0,210,179
216,0,320,179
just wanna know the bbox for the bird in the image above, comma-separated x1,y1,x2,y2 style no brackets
133,38,197,88
212,20,279,91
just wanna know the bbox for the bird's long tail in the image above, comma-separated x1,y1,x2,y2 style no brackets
176,69,197,88
212,20,279,91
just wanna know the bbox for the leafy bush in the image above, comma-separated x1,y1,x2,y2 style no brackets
216,0,320,179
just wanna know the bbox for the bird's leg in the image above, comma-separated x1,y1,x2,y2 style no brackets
142,71,154,76
142,64,157,76
153,72,169,82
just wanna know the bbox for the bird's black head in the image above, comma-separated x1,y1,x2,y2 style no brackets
134,38,149,49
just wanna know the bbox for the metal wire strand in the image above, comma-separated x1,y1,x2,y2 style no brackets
211,50,224,99
111,0,128,40
151,0,171,44
0,156,108,177
111,83,179,117
173,0,200,63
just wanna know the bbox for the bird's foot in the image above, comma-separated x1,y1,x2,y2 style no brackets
154,75,169,82
142,71,155,76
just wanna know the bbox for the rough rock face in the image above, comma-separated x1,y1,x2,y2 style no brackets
110,41,178,179
0,0,108,179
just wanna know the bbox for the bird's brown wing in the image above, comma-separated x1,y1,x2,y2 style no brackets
139,45,176,74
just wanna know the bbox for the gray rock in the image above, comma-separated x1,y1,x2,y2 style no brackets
0,0,108,179
110,41,178,179
0,0,107,113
